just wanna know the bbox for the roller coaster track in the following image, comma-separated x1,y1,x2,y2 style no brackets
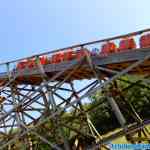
0,28,150,149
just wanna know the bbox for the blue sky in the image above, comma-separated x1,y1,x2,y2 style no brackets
0,0,149,62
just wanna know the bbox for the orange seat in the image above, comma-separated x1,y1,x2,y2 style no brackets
27,59,36,68
51,53,64,64
17,61,27,70
63,49,75,61
140,34,150,48
39,56,49,65
118,38,136,51
100,42,117,55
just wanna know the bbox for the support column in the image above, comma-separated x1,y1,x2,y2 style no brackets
106,95,126,128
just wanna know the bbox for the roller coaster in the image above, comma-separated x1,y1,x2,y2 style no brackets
0,28,150,149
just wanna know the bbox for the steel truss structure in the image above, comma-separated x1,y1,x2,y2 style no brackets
0,29,150,149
